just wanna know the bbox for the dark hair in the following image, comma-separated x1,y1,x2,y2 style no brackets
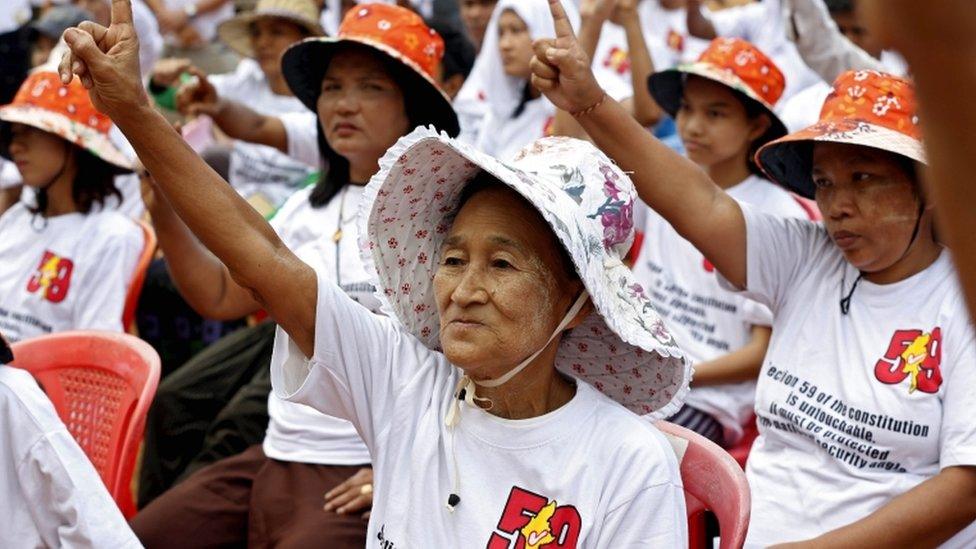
308,43,429,207
824,0,854,14
456,171,580,284
31,144,122,216
512,81,536,118
731,88,780,178
428,18,476,81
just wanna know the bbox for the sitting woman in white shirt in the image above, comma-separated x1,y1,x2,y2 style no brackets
633,38,810,447
147,0,323,214
0,71,143,343
472,0,579,160
531,1,976,544
60,0,693,541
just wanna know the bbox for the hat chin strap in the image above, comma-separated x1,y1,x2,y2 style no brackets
444,290,590,428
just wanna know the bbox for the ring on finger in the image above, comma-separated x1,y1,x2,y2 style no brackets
360,483,373,495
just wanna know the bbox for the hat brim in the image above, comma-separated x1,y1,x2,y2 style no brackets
0,105,133,174
281,37,460,138
356,126,690,419
648,65,788,145
217,11,325,59
755,119,927,199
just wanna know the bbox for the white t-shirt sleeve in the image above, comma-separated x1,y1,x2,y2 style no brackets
939,319,976,469
271,269,432,448
706,1,767,41
735,203,826,313
280,111,322,169
595,481,688,546
71,219,144,332
19,432,142,548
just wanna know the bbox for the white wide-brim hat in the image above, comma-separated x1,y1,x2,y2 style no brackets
357,127,690,418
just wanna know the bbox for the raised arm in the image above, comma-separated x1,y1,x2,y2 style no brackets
686,0,718,40
532,0,747,288
551,0,614,139
176,67,289,152
618,0,663,127
142,176,262,319
783,0,884,82
59,0,316,355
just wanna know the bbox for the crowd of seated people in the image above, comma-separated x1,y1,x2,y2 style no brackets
1,0,975,546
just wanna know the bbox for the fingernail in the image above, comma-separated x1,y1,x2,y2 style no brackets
63,28,76,43
72,61,82,73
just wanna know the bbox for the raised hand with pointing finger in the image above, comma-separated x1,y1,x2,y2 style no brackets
530,0,606,116
58,0,148,121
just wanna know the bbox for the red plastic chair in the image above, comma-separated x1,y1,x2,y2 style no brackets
9,331,161,518
657,420,751,549
123,219,157,332
728,414,759,469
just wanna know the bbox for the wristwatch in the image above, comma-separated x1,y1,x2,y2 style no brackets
183,2,198,18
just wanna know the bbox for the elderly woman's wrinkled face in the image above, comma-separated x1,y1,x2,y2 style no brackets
434,184,582,379
813,142,923,273
317,48,410,170
497,10,533,80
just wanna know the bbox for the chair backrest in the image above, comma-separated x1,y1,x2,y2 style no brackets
10,331,160,518
123,219,157,332
656,421,751,549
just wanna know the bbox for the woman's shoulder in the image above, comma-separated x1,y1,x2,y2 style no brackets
77,210,144,252
577,385,681,477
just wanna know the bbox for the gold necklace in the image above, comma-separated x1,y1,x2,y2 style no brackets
332,187,355,243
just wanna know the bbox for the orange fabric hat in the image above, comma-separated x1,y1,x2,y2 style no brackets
0,71,131,172
648,38,788,140
756,70,924,198
281,3,459,137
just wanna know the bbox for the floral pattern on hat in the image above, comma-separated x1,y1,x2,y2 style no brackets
355,126,691,419
0,72,131,172
339,3,443,82
757,70,924,198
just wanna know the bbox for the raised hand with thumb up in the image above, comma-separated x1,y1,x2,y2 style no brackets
530,0,606,116
58,0,149,124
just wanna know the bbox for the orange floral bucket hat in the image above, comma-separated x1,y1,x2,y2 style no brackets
281,3,459,137
0,71,132,174
756,70,924,199
648,37,788,144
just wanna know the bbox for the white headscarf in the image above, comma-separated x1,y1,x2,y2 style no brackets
464,0,580,160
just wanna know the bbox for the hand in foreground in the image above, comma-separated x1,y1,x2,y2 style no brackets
323,467,374,519
58,0,149,120
175,67,220,117
530,0,605,114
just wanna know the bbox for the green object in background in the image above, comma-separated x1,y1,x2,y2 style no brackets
150,72,195,111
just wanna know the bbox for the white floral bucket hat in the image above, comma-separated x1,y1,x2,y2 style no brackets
357,126,690,418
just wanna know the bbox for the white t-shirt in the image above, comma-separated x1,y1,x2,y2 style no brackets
0,203,143,342
634,175,807,443
271,270,688,547
730,206,976,547
0,0,30,33
0,159,21,190
161,0,234,43
641,1,710,70
262,185,373,465
706,0,823,101
0,366,142,548
209,59,317,211
280,110,322,170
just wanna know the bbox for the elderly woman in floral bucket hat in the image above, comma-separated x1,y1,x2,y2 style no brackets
59,0,691,545
128,4,483,548
531,0,976,545
0,71,144,343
